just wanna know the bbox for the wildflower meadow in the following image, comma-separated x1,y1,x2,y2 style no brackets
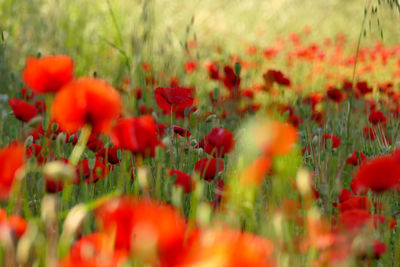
2,0,400,266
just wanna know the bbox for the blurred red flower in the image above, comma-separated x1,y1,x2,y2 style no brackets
95,197,186,266
326,88,345,103
0,143,24,199
352,155,400,193
194,158,224,181
51,78,122,134
346,150,367,166
111,116,163,158
322,134,341,149
368,110,386,125
154,87,194,114
8,97,38,122
23,55,74,94
169,170,194,193
60,233,128,267
201,127,235,157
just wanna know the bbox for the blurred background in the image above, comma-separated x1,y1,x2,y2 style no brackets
1,0,400,91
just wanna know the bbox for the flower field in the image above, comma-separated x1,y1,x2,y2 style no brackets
2,0,400,266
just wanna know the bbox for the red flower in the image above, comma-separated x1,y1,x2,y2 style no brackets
322,134,341,149
339,196,371,213
111,116,163,158
373,240,387,259
8,97,38,122
60,233,128,267
340,209,372,231
178,227,274,267
368,110,386,125
0,210,27,238
352,155,400,193
22,55,74,94
346,150,367,166
51,78,122,134
205,62,220,80
169,170,194,193
173,125,191,137
263,69,291,87
77,160,108,183
223,65,241,92
201,127,235,157
356,81,372,95
194,158,224,181
87,134,104,152
326,88,345,103
95,197,186,266
96,147,120,165
0,143,24,199
154,87,194,114
184,60,198,73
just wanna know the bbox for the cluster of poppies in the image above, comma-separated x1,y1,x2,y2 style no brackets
2,27,400,266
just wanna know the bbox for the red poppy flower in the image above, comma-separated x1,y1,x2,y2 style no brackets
8,97,38,122
87,134,104,152
326,88,345,103
157,123,167,137
340,209,372,231
0,210,27,238
201,127,235,157
95,197,186,266
154,87,194,114
368,110,386,125
223,65,241,92
173,125,191,137
356,81,372,95
194,158,224,181
96,147,120,165
169,170,194,193
263,69,291,87
322,134,341,149
22,55,74,94
26,144,45,164
77,160,108,183
178,227,274,267
0,143,24,199
353,155,400,193
373,240,387,259
184,60,198,74
205,62,220,80
60,233,128,267
339,196,371,213
346,150,367,166
111,116,163,158
51,78,122,134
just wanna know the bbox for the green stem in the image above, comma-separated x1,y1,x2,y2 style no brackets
69,125,92,165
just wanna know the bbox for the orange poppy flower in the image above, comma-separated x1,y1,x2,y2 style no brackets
240,156,271,185
178,227,274,267
255,121,298,156
51,78,122,134
0,143,25,199
60,233,128,267
95,197,186,266
23,55,74,94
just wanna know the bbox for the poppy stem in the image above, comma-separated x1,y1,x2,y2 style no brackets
69,125,92,166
